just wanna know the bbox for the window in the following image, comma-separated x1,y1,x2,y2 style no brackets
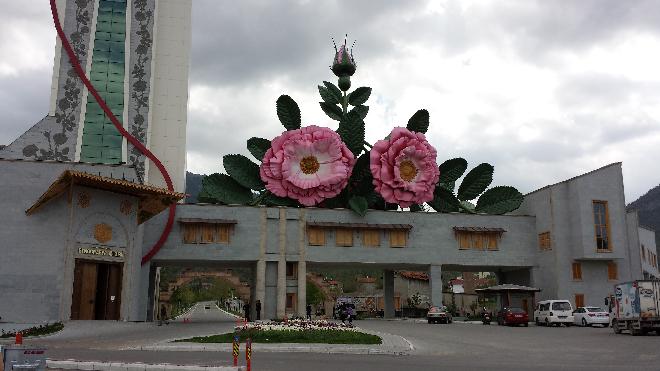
182,223,199,244
335,229,353,247
181,223,231,244
592,201,612,252
538,232,551,250
607,262,618,280
390,230,408,248
455,232,499,250
307,227,325,246
362,229,380,247
572,262,582,280
286,262,298,279
642,245,646,261
286,293,297,312
575,294,584,308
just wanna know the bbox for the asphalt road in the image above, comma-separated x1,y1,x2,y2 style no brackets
15,313,660,370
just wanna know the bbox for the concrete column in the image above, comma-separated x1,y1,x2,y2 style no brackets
429,265,442,307
297,261,307,317
276,208,287,318
383,269,395,319
277,258,286,318
255,260,266,308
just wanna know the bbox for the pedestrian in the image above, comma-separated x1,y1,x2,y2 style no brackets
243,301,250,322
347,304,355,326
339,304,347,324
158,304,169,326
256,300,262,321
306,303,312,320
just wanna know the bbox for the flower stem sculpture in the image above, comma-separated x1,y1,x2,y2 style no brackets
199,36,524,216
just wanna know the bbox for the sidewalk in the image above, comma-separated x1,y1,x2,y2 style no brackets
47,360,245,371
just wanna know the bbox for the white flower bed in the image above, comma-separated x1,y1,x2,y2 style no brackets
235,319,358,332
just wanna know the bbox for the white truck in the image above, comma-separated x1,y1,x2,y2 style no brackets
610,280,660,336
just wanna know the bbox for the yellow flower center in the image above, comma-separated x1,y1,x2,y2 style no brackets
399,160,418,182
300,156,320,175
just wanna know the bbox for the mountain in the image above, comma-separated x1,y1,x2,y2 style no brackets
627,184,660,247
185,171,204,203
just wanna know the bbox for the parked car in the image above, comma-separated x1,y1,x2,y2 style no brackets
573,306,609,327
427,306,453,324
534,300,574,326
497,307,529,326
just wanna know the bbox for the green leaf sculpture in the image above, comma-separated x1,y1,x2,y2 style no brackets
201,173,254,205
407,109,430,134
457,163,494,201
438,158,468,184
475,186,524,214
223,154,265,191
428,186,460,212
246,137,271,161
337,110,365,156
348,195,369,216
276,95,301,130
350,105,369,120
320,101,343,121
318,83,341,105
323,81,343,103
347,87,372,106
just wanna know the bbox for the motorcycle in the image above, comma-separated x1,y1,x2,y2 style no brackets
481,312,492,325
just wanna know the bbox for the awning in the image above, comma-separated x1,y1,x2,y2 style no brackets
26,170,184,224
178,218,237,224
475,284,541,293
306,222,413,230
453,226,506,233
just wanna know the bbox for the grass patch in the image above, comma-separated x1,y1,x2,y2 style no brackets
176,329,382,344
0,322,64,338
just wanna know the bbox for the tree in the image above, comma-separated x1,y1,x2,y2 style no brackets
307,281,326,306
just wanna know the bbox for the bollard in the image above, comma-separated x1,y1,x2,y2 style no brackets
245,338,252,371
15,332,22,345
232,334,240,367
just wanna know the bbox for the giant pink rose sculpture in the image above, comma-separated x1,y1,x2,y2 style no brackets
370,127,440,208
260,125,356,206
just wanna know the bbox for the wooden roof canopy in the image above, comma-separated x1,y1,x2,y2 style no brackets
25,170,184,224
306,221,413,230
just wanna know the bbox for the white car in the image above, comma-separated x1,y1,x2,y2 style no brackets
534,300,575,326
573,306,610,327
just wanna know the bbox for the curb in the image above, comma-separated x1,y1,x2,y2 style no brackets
134,343,409,355
47,359,246,371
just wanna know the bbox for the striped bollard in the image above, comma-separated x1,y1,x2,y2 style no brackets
246,338,252,371
232,334,240,367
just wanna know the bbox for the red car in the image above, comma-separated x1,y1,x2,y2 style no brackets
497,307,529,326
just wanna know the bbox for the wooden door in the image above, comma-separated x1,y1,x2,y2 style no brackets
71,261,98,320
105,264,123,320
522,298,529,315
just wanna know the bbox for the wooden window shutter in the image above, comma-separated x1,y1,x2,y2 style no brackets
608,262,618,280
575,294,584,308
472,233,484,250
200,224,215,243
216,224,230,243
363,230,380,247
390,230,407,248
336,229,353,247
458,232,470,250
308,227,325,246
182,224,199,244
572,262,582,280
487,234,498,250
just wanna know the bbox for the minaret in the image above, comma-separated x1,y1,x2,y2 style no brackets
0,0,191,193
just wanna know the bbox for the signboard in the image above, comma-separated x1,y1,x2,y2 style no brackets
78,247,124,258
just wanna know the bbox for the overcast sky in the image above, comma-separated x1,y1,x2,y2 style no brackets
1,0,660,202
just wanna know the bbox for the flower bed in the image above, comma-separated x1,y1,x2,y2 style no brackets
175,319,381,344
0,322,64,338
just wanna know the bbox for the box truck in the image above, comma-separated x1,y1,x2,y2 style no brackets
610,280,660,335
